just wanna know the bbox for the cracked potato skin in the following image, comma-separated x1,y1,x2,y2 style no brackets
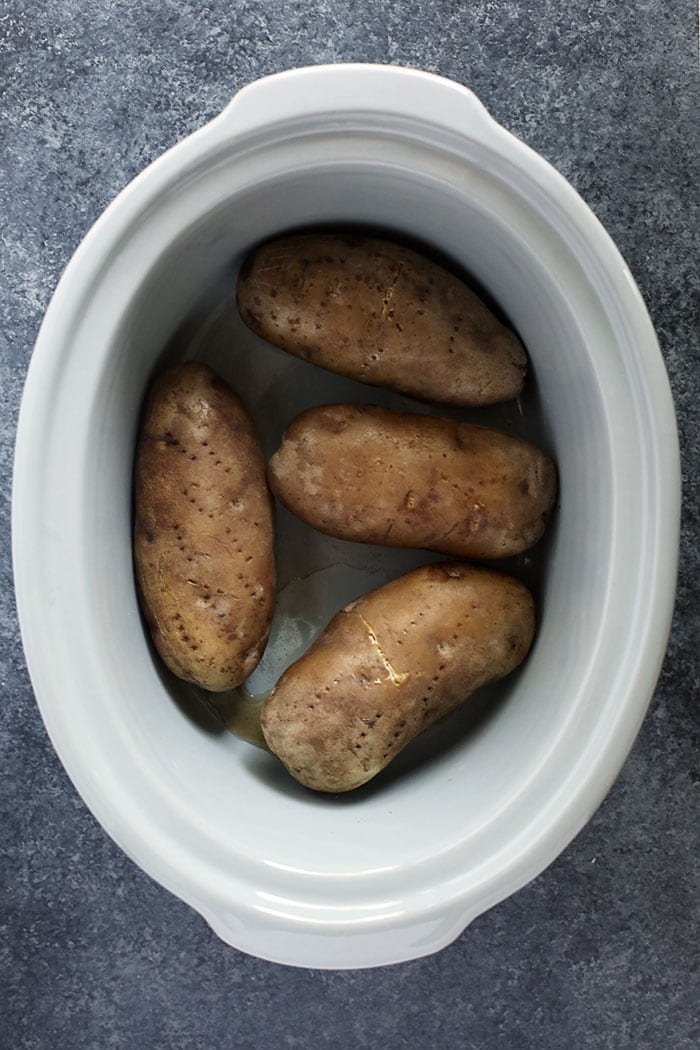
236,233,527,406
261,563,535,793
268,404,557,559
133,362,275,691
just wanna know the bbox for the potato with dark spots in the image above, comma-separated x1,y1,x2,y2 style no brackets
236,233,527,406
261,563,535,793
267,404,557,559
133,362,275,691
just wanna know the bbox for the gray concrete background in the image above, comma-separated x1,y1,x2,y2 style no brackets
1,2,697,1048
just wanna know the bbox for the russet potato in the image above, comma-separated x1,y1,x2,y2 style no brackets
237,233,527,406
268,404,557,559
133,362,275,691
261,563,535,792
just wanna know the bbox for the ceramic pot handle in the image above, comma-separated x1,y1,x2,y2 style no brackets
214,63,497,140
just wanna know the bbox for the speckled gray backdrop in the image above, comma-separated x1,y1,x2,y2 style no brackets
1,2,698,1048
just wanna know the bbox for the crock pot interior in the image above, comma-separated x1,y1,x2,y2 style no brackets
77,145,617,879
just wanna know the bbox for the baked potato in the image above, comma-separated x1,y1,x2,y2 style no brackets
237,233,527,406
261,563,535,792
133,361,275,691
268,404,557,559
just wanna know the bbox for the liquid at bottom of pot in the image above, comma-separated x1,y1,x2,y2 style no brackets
197,563,390,750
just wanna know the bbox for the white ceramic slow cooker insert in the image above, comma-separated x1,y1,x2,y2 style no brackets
12,65,680,968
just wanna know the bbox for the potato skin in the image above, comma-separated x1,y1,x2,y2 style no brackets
134,362,275,691
236,234,527,406
268,404,557,559
261,563,535,792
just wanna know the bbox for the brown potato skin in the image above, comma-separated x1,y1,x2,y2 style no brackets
236,234,527,406
261,563,535,792
268,404,557,559
133,362,275,691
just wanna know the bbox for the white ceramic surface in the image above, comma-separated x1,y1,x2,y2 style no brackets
12,65,680,969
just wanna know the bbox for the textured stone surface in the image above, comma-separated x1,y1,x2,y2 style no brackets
1,2,697,1047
